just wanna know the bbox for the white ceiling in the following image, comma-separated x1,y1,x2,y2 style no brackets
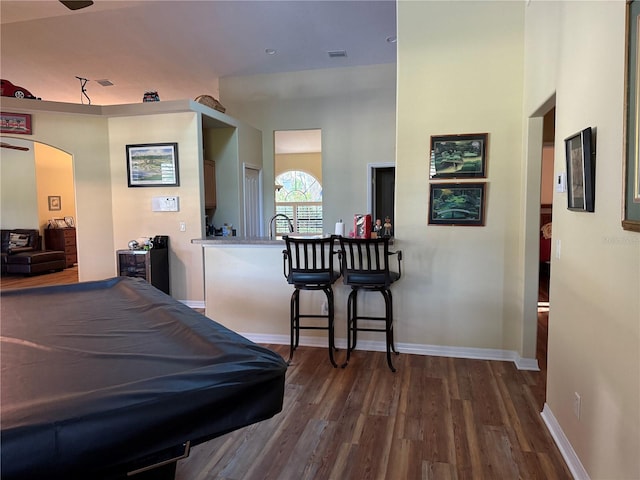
0,0,397,106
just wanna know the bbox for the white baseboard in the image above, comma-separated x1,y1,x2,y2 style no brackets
182,300,206,309
239,333,539,371
541,403,589,480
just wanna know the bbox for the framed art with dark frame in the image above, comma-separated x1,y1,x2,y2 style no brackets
1,112,32,135
126,143,179,187
48,195,61,211
430,133,488,179
564,127,595,212
428,182,487,226
623,0,640,232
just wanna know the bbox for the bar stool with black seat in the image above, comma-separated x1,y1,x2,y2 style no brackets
338,236,402,372
282,235,341,367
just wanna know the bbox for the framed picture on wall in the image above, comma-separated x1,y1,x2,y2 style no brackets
429,133,488,179
48,195,61,211
0,112,32,135
623,0,640,231
126,143,180,187
564,127,595,212
428,182,487,226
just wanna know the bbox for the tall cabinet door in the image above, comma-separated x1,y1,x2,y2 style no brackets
204,160,216,209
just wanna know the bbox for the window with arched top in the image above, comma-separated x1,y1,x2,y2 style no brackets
275,170,323,235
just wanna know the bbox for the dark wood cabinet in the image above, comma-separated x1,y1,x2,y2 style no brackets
117,248,170,295
204,159,217,209
45,227,77,268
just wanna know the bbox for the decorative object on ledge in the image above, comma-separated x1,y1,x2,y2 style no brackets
195,94,226,113
126,143,179,187
430,133,488,179
142,91,160,102
48,195,61,211
1,112,32,135
428,182,487,226
564,127,595,212
623,0,640,232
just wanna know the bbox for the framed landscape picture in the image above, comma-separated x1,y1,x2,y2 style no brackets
126,143,179,187
430,133,488,179
428,182,487,226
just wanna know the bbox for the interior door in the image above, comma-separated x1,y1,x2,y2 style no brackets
244,165,261,237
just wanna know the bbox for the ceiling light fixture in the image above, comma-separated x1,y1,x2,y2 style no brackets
265,49,277,55
327,50,347,58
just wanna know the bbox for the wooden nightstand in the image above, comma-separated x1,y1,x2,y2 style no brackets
44,227,77,268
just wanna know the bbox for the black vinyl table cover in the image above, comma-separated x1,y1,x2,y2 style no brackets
1,277,287,479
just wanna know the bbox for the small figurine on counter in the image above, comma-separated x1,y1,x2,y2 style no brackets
373,218,383,236
383,216,392,237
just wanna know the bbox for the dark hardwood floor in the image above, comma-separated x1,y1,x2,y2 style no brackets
2,267,564,479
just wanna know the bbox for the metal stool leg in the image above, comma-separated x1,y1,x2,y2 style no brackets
381,288,397,372
288,289,300,364
325,286,338,368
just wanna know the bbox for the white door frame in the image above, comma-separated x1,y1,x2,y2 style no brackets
243,162,263,237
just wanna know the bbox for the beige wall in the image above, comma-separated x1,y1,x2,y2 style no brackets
35,143,75,235
525,1,639,478
108,112,204,302
275,152,322,182
220,63,397,232
395,1,527,353
0,137,38,229
0,99,113,281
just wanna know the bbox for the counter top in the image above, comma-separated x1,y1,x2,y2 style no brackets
192,237,284,246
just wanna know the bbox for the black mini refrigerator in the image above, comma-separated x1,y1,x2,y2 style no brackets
117,236,170,294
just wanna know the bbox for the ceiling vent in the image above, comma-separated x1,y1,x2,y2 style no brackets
327,50,347,58
96,79,114,87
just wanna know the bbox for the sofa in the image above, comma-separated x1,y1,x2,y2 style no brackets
1,229,66,275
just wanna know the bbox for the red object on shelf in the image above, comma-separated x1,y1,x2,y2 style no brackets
354,214,371,239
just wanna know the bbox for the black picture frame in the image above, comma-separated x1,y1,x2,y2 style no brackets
564,127,595,212
623,0,640,232
126,143,179,187
428,182,487,226
430,133,488,179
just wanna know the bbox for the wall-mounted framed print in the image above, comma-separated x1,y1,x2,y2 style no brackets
0,112,32,135
564,127,595,212
126,143,179,187
48,195,61,211
430,133,488,179
428,182,487,226
623,0,640,232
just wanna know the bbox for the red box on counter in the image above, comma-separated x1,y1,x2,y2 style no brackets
354,214,371,239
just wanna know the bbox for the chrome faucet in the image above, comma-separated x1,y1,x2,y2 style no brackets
268,213,294,239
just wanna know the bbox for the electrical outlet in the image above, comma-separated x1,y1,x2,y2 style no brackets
573,392,581,419
179,222,186,232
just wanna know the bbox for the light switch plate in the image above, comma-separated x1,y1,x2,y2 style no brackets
152,196,179,212
556,173,566,193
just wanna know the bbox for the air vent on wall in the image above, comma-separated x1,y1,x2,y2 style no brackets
327,50,347,58
96,79,114,87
